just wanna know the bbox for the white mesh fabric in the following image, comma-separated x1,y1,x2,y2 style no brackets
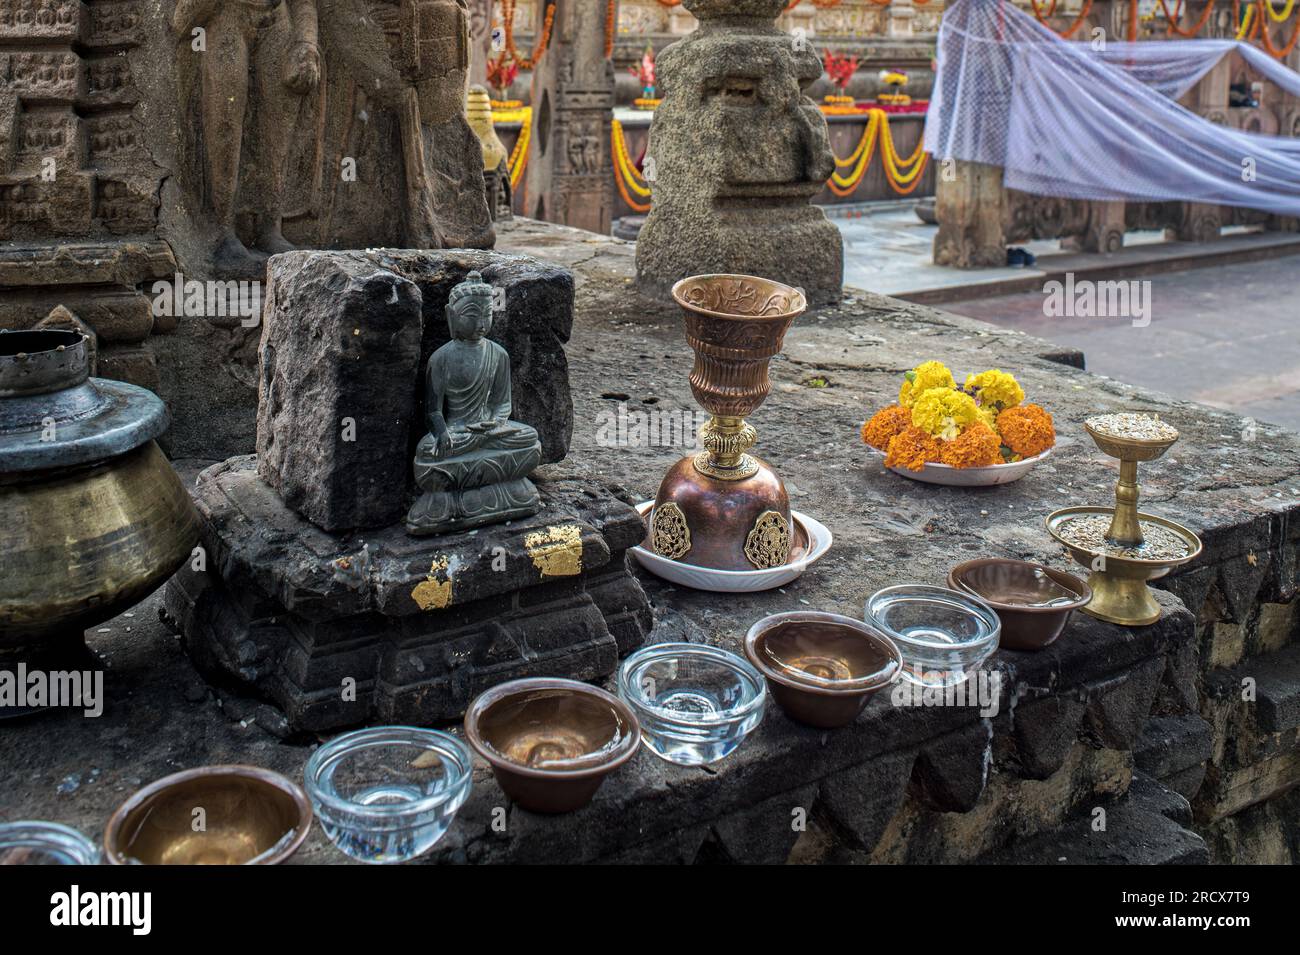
925,0,1300,214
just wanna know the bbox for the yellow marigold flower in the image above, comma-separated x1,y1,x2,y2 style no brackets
861,404,911,450
998,403,1056,458
965,369,1025,411
885,426,942,472
977,403,999,433
899,360,955,407
939,421,1002,468
911,387,980,441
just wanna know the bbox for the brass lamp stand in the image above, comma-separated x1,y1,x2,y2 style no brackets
1046,420,1201,626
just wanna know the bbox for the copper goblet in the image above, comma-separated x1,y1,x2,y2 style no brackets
650,274,806,571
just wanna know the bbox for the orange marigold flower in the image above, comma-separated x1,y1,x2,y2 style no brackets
939,421,1002,468
861,404,912,450
997,403,1056,458
885,426,942,472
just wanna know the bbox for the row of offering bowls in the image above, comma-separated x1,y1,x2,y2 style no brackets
1,561,1092,865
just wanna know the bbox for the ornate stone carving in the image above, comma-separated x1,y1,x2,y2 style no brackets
171,0,322,278
522,0,616,233
635,0,844,305
0,0,174,390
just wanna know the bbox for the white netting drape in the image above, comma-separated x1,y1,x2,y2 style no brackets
924,0,1300,214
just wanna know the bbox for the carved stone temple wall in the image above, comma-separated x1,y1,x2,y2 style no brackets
2,0,493,399
0,0,176,389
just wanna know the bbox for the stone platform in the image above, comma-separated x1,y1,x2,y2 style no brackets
4,219,1300,864
163,457,652,731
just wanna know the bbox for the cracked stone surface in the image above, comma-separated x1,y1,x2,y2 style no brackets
4,219,1298,864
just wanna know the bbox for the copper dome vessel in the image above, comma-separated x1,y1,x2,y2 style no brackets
650,275,805,572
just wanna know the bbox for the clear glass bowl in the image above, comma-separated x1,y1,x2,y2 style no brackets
0,821,100,864
864,585,1001,687
304,726,472,864
618,643,766,766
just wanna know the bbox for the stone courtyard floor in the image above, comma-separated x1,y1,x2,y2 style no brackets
5,218,1300,864
835,202,1300,431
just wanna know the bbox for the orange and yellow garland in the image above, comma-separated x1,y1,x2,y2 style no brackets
505,107,532,189
501,0,556,71
829,107,929,197
1033,0,1300,56
612,118,652,213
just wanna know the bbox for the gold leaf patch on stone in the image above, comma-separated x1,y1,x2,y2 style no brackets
411,555,453,610
525,524,583,578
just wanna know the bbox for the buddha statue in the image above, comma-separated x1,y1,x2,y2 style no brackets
406,271,542,536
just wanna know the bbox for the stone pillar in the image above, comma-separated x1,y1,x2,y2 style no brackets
636,0,844,305
1082,200,1126,254
467,0,495,89
888,0,917,38
932,160,1009,269
522,0,617,233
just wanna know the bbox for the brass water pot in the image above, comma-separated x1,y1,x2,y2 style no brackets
650,275,806,571
0,329,199,661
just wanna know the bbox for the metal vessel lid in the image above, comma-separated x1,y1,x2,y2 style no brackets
0,329,170,473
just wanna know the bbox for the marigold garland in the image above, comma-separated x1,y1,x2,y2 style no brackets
827,108,929,197
612,118,652,213
502,0,556,71
506,107,531,189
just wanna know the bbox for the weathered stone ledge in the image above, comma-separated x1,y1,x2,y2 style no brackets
5,219,1298,863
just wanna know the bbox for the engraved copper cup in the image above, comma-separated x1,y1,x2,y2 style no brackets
650,275,806,572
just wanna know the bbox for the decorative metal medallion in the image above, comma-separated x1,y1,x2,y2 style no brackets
744,510,790,569
650,502,692,560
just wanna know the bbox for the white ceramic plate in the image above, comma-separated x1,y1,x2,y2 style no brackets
869,447,1051,487
630,503,832,593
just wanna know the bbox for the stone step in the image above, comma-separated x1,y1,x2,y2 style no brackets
1134,714,1214,799
979,775,1208,865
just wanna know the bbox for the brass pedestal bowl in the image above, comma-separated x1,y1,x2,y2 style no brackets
1046,415,1201,627
104,766,312,865
649,274,806,572
0,330,199,670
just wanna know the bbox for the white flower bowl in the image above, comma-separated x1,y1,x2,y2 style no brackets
869,447,1051,487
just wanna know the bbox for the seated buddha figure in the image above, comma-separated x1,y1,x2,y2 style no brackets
406,271,543,536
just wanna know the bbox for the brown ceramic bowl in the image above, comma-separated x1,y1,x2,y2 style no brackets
947,559,1092,651
104,765,311,865
744,611,902,729
464,678,641,814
